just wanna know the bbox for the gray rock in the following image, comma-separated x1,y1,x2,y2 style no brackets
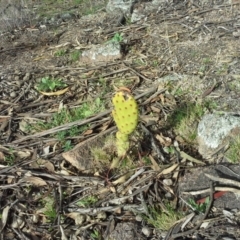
131,9,145,23
61,12,74,21
23,72,31,81
109,222,137,240
179,164,240,210
106,0,135,15
197,113,240,159
81,42,122,64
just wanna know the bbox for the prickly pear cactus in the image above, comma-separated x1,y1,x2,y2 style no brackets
112,91,138,135
112,90,138,156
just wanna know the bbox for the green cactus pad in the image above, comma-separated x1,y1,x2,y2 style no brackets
112,91,138,135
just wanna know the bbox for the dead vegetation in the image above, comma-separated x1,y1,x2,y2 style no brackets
0,0,240,239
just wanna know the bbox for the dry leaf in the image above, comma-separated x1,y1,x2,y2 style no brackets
110,157,119,169
7,177,14,184
112,173,132,185
59,225,68,240
66,213,86,225
24,176,47,186
140,115,158,125
149,155,161,171
16,150,31,159
83,129,93,135
0,152,4,161
39,87,69,96
158,163,178,176
159,94,165,104
150,105,161,113
110,186,116,193
36,159,55,172
156,133,172,146
43,146,50,155
0,118,8,131
1,206,10,231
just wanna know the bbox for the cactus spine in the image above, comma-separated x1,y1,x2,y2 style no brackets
112,90,138,157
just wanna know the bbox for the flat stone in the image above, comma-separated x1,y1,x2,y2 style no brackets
106,0,135,15
80,42,122,64
179,164,240,210
197,113,240,159
109,222,138,240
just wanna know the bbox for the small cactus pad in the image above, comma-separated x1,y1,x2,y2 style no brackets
112,91,138,135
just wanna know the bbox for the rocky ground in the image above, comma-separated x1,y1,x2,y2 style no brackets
0,0,240,239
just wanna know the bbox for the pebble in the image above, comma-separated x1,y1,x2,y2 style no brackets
163,179,173,186
142,226,151,237
10,91,17,98
14,76,20,81
97,211,107,220
23,72,31,81
15,80,22,87
32,214,39,223
135,215,143,222
165,192,172,199
71,85,76,91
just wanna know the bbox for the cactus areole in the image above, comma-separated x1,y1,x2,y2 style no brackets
112,90,138,156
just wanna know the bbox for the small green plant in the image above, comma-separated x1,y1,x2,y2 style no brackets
4,155,15,166
54,49,66,57
63,140,73,151
142,156,151,165
199,57,212,74
4,148,15,166
110,33,123,43
44,206,57,223
152,60,159,67
90,229,101,239
41,197,57,223
188,197,210,213
36,77,67,92
77,196,98,207
226,136,240,163
70,50,81,62
147,203,183,231
164,146,175,154
30,98,105,151
216,63,228,75
170,102,206,144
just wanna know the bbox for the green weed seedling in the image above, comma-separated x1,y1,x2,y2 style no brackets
30,97,105,151
147,203,183,231
4,154,15,166
42,197,57,223
188,197,210,213
77,196,98,207
4,148,15,166
90,229,101,240
110,33,123,43
70,50,81,62
170,102,207,144
36,77,67,92
54,49,67,57
226,136,240,163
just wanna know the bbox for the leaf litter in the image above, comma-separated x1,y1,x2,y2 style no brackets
0,0,240,239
